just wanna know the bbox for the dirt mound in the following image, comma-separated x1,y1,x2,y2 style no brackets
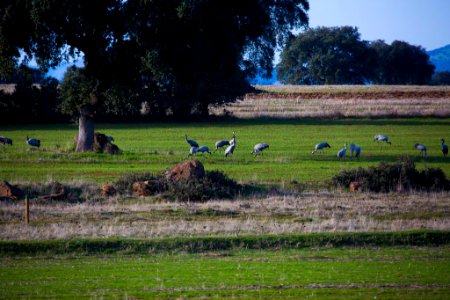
0,181,24,200
165,160,205,182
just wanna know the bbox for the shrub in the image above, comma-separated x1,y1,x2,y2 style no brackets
114,170,241,201
163,170,240,201
332,157,449,192
114,172,157,194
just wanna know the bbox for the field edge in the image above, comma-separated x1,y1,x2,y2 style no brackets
1,230,449,256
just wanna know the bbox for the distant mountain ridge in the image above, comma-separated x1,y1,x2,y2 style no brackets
428,44,450,72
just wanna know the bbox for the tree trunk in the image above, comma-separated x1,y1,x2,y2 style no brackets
75,104,95,152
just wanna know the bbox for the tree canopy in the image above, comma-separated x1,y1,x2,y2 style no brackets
277,26,435,85
1,0,309,119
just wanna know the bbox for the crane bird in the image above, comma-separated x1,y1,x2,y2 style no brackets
355,145,362,158
349,143,356,157
215,140,230,151
311,142,331,155
251,143,269,156
0,136,13,145
197,146,212,155
106,135,114,142
414,143,427,157
374,134,391,145
26,136,40,148
224,133,236,157
441,138,448,157
215,131,235,152
185,134,199,148
337,144,347,160
188,146,198,157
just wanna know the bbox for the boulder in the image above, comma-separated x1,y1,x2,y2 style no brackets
349,181,361,192
165,160,205,182
0,180,25,200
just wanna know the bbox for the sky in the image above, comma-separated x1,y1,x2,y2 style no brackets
308,0,450,51
48,0,450,80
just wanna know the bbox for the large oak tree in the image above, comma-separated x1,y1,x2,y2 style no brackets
0,0,309,151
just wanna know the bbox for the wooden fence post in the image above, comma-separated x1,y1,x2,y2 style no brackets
25,196,29,225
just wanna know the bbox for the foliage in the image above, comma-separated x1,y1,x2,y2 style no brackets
369,40,435,85
0,0,309,119
277,27,435,85
431,71,450,85
114,170,240,201
164,170,240,201
113,172,158,194
0,67,63,124
332,157,449,192
277,26,370,84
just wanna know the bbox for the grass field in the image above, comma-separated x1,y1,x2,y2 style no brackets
0,118,449,186
1,245,449,299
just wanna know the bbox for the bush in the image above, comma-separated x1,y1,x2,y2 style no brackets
332,157,449,192
163,170,240,201
114,170,240,201
114,172,158,194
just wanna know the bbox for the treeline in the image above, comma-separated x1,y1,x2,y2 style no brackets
1,25,450,124
277,26,449,85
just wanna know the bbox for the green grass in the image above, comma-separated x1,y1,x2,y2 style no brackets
1,245,449,299
0,118,449,185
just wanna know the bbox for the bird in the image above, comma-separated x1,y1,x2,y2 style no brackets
106,135,114,142
251,143,269,156
196,146,212,155
229,131,236,145
349,143,356,157
0,136,13,146
215,131,235,152
355,145,362,158
337,144,347,160
26,136,40,148
374,134,391,145
215,140,230,151
224,133,236,157
311,142,331,155
414,143,427,157
188,146,199,156
185,134,199,148
441,138,448,157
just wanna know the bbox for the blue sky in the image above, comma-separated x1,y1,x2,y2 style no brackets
48,0,450,80
309,0,450,50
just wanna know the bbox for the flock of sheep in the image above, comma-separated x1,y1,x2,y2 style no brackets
0,133,448,159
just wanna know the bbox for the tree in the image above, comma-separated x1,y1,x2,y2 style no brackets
369,40,435,84
277,26,370,84
431,71,450,85
0,0,309,151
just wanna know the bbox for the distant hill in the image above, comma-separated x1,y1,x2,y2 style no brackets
428,44,450,72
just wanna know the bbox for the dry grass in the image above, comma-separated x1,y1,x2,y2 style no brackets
209,85,450,118
1,192,448,240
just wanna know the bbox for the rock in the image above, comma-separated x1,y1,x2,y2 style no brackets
94,132,109,152
74,132,120,154
104,143,120,154
0,180,25,200
349,181,361,192
101,184,117,197
165,160,205,182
